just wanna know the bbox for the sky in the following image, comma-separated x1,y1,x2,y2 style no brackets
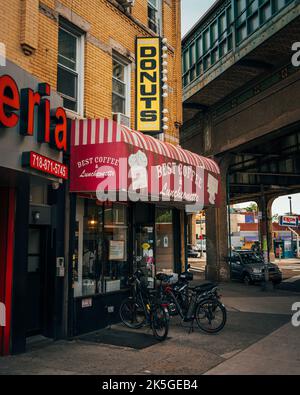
181,0,216,37
181,1,300,215
235,194,300,216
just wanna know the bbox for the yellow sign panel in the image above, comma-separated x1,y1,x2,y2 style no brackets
136,37,162,133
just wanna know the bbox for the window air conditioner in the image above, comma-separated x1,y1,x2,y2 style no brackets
116,0,135,9
113,112,131,128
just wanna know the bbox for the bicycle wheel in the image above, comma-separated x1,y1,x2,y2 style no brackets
119,298,146,329
150,305,169,341
195,299,227,334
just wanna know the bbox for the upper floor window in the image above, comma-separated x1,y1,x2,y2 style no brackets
57,20,84,114
148,0,162,35
112,56,130,116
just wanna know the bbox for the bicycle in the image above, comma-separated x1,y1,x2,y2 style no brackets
156,272,227,334
119,270,170,341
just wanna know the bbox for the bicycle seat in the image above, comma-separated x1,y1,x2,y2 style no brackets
190,282,217,292
156,273,172,282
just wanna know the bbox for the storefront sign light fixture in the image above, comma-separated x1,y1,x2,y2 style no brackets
88,217,98,227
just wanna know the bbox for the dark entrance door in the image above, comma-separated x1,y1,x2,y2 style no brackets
26,226,51,337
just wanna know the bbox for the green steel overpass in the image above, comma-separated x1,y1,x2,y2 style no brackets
181,0,300,281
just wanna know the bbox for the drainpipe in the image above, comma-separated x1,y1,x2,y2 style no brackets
227,171,232,278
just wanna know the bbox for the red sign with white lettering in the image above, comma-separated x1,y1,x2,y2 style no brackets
279,215,299,227
22,151,68,180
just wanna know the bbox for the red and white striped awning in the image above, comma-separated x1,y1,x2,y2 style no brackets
70,119,221,207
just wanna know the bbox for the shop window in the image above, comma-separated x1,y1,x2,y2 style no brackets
57,20,84,114
103,204,129,292
74,200,129,297
112,56,130,116
148,0,162,35
155,208,174,273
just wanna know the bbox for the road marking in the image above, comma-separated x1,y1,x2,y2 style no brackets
283,275,300,283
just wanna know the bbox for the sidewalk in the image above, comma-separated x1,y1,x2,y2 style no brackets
205,323,300,375
0,282,299,375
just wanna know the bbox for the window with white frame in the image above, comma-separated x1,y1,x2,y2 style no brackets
57,20,84,114
148,0,162,35
112,56,130,116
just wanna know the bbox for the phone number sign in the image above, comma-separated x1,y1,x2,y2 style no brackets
22,151,68,180
279,215,299,227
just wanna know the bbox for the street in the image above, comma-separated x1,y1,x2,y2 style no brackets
0,281,298,375
189,257,300,292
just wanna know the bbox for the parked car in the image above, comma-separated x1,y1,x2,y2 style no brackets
187,244,199,258
196,239,206,253
229,250,282,285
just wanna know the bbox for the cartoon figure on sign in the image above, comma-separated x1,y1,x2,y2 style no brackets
207,174,219,205
129,150,148,190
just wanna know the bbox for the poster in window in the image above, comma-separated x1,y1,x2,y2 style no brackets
109,240,125,261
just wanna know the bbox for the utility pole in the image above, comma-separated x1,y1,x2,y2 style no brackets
260,185,271,290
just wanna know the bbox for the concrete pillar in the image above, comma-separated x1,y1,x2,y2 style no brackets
258,194,277,262
206,154,231,282
267,198,276,262
187,214,197,245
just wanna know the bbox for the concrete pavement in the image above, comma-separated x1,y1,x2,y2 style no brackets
205,323,300,375
0,282,299,375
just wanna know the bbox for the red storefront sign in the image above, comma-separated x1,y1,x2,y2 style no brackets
70,119,221,209
279,215,299,227
22,151,68,180
0,75,67,152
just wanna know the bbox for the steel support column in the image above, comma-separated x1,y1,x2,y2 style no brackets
206,154,231,282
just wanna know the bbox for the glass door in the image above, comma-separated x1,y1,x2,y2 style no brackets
135,225,155,288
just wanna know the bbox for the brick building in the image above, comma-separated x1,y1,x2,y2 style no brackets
0,0,222,355
1,0,182,142
0,0,184,355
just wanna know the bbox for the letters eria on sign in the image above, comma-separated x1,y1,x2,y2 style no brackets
0,302,5,327
292,302,300,328
0,74,67,152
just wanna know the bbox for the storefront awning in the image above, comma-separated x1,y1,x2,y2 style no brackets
70,119,221,208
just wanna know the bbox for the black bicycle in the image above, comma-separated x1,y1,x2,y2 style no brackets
119,270,169,341
157,272,227,334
